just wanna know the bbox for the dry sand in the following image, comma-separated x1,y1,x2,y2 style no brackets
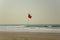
0,32,60,40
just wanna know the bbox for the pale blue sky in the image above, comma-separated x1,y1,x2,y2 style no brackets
0,0,60,24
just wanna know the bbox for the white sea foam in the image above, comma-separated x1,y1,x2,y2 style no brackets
0,26,60,33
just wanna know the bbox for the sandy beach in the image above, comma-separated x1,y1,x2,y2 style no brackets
0,32,60,40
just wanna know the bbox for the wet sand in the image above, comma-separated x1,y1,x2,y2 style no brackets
0,32,60,40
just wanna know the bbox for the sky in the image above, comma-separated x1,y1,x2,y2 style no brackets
0,0,60,24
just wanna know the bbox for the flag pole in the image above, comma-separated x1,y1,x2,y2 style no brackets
27,9,32,27
27,14,30,27
27,9,29,27
28,18,29,26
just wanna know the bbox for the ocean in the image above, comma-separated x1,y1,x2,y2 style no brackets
0,24,60,33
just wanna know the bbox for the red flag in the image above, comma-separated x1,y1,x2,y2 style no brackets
28,13,32,19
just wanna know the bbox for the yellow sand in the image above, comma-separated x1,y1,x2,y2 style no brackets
0,32,60,40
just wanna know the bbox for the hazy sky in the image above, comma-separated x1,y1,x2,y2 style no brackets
0,0,60,24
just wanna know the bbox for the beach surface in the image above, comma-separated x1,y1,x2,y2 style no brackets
0,32,60,40
0,26,60,40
